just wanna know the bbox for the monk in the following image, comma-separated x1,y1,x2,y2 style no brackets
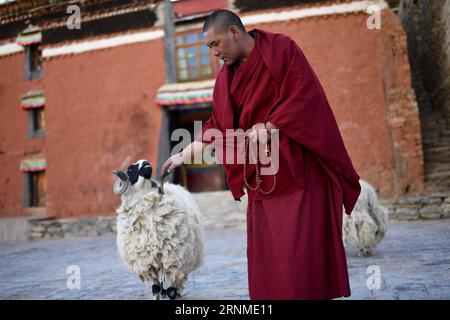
161,9,361,300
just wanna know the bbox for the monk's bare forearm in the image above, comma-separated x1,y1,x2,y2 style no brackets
161,140,210,174
181,140,210,163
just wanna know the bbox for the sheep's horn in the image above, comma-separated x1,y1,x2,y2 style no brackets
112,170,130,195
158,170,173,195
112,170,129,181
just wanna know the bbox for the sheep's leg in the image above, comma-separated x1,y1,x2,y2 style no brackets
164,269,187,300
150,274,162,300
152,284,161,300
161,287,167,298
138,273,160,300
163,279,180,300
166,287,178,300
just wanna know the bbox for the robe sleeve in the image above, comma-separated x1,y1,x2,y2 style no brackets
265,40,361,215
194,104,246,201
195,108,219,143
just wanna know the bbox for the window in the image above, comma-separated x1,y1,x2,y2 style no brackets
24,43,43,80
24,171,46,207
28,107,45,138
175,30,218,82
17,26,43,80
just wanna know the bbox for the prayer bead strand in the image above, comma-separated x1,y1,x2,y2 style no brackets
243,136,277,195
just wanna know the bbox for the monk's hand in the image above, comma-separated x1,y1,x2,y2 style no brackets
249,123,271,144
265,121,278,135
161,152,184,175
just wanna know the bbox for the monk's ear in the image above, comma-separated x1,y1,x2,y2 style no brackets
229,25,240,40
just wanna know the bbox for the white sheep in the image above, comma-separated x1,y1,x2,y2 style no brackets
112,159,204,300
343,179,388,256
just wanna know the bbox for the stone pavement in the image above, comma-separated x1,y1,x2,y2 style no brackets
1,218,450,300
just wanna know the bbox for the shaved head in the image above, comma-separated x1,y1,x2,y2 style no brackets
203,9,246,34
203,9,254,66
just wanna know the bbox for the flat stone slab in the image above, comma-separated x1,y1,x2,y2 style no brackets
0,219,449,300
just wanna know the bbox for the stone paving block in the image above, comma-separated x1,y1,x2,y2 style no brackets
419,206,442,219
441,204,450,218
421,197,443,206
395,207,419,220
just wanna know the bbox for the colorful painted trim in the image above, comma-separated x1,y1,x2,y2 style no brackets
156,80,215,106
16,31,42,46
21,96,45,109
20,158,46,172
156,89,213,106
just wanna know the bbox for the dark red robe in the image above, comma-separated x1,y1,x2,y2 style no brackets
196,29,361,299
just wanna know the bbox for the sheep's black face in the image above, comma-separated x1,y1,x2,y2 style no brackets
139,161,152,179
127,160,152,185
